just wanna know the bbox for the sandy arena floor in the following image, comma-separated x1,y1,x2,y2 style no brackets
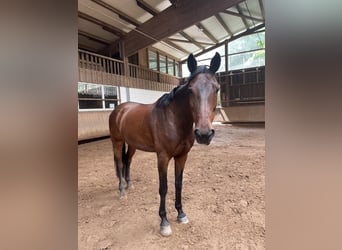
78,123,265,250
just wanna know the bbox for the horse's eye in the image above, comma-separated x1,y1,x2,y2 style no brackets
215,88,219,94
188,88,193,94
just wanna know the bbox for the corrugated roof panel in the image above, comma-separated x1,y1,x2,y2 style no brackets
243,0,263,19
200,16,229,42
103,0,153,23
169,33,187,40
152,42,187,59
238,1,263,27
170,41,201,54
145,0,171,12
229,6,239,13
79,0,135,33
77,0,265,58
183,25,215,45
219,12,246,34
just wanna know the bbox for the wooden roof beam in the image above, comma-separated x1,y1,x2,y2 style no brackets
123,0,243,56
91,0,141,27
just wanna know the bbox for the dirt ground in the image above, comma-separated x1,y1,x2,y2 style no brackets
78,123,265,250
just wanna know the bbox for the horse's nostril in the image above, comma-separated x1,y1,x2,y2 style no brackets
208,129,215,137
194,129,201,137
195,129,214,139
194,128,214,145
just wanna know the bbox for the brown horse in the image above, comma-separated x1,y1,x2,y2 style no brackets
109,53,221,236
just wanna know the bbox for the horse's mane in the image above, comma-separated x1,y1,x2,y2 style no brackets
155,84,186,107
156,65,213,108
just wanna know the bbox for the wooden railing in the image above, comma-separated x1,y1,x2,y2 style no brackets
218,66,265,107
78,50,180,92
78,50,124,85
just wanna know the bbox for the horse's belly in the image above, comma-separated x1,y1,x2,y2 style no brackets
124,133,155,152
124,122,155,152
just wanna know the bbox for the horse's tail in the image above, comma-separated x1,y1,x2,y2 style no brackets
115,143,128,178
121,142,129,179
114,142,128,179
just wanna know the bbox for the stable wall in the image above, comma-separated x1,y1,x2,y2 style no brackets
222,104,265,122
121,87,167,104
78,87,167,141
78,110,112,141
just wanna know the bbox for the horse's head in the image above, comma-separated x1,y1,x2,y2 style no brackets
187,53,221,145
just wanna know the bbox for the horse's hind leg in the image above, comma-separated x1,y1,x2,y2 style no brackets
157,153,172,236
124,145,136,189
174,154,189,224
112,140,125,197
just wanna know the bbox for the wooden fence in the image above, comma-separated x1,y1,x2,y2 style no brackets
78,50,179,92
218,66,265,107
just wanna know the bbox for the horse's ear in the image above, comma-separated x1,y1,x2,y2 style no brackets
187,54,197,73
209,52,221,73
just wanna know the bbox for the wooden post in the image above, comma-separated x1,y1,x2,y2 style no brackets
224,40,230,107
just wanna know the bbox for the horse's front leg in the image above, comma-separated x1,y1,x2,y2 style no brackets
157,153,171,236
174,153,189,224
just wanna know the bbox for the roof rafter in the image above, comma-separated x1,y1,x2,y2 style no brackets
78,11,125,37
78,30,111,45
91,0,141,27
179,31,205,50
122,0,243,56
236,4,249,29
215,13,233,36
168,38,215,46
180,22,265,63
196,23,218,44
221,9,263,22
162,39,191,54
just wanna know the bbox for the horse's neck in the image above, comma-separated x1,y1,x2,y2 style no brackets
172,96,194,131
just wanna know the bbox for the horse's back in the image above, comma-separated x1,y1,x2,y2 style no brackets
109,102,146,134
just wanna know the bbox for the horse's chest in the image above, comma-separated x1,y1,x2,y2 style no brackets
172,139,194,156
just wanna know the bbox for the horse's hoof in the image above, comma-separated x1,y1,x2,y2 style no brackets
160,225,172,236
119,191,126,199
125,182,133,190
177,215,189,224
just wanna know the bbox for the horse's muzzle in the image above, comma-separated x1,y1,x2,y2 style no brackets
194,129,215,145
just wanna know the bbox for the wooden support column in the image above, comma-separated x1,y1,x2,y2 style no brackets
119,40,129,91
225,40,229,72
